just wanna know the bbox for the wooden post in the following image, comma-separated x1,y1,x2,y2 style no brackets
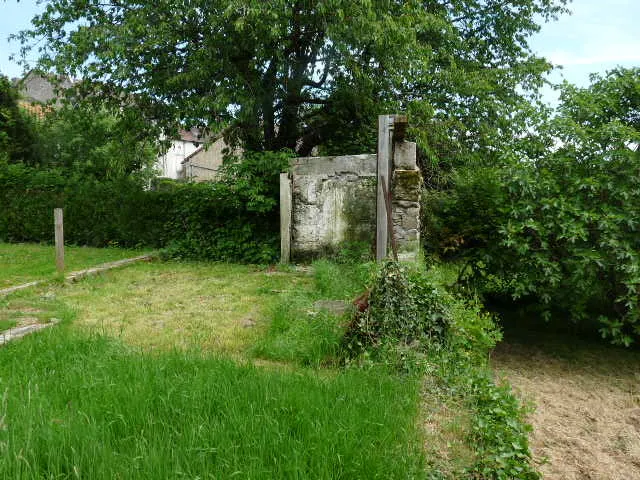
54,208,64,274
376,115,393,261
280,173,292,263
380,175,398,261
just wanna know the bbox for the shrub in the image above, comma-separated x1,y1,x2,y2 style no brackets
422,166,504,259
343,261,450,356
341,260,537,478
0,150,293,263
425,69,640,346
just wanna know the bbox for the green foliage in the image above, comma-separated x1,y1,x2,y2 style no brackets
491,152,640,345
36,104,158,180
0,150,293,263
0,328,426,478
465,373,539,479
422,167,504,258
340,260,536,478
164,150,293,263
426,68,640,346
0,161,165,247
324,241,373,264
344,261,450,355
0,75,40,165
18,0,566,160
489,68,640,346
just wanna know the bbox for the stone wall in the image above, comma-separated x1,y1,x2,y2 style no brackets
281,144,421,262
391,142,422,261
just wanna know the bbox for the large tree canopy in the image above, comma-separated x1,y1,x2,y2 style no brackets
16,0,567,158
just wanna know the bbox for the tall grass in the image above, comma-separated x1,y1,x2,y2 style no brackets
0,327,425,479
252,261,375,366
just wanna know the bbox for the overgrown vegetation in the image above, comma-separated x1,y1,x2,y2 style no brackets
0,150,292,263
256,256,540,478
424,67,640,346
339,261,539,479
0,239,546,478
0,328,425,479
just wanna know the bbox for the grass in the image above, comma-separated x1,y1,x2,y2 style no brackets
0,242,150,287
0,319,17,332
0,258,428,478
493,327,640,479
0,328,425,479
0,252,541,479
253,260,375,366
41,261,313,354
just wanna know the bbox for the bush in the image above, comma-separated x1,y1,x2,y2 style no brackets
0,150,293,263
343,261,450,356
422,166,504,259
425,69,640,346
488,152,640,345
341,260,537,478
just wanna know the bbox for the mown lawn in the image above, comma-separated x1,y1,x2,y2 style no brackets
493,329,640,479
0,259,429,479
0,242,150,288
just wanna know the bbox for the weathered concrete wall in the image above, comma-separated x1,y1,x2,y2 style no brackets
282,146,421,262
290,154,377,259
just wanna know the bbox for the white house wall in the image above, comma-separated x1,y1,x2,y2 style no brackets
156,140,201,179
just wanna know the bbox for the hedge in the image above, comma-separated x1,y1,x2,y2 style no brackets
0,151,292,263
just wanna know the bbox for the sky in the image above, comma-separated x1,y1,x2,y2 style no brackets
1,0,639,106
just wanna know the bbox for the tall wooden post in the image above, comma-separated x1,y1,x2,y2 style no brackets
54,208,64,274
376,115,394,261
377,114,408,262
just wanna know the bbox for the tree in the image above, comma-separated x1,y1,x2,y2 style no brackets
16,0,566,159
37,104,158,180
453,68,640,346
0,74,40,165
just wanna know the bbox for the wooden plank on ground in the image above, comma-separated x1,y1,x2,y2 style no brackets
0,253,155,297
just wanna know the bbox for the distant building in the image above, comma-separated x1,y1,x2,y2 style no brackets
155,128,239,181
155,129,204,179
13,70,73,117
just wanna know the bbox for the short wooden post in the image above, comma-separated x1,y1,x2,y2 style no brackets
54,208,64,274
280,173,292,263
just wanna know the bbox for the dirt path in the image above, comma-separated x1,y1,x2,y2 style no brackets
492,337,640,480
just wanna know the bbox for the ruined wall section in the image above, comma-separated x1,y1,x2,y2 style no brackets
282,145,421,262
391,141,422,261
290,154,377,259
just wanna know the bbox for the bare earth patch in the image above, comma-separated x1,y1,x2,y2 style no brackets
492,338,640,480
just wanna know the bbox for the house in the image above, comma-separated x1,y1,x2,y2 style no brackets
155,129,239,181
181,135,242,181
16,70,73,104
155,128,204,179
13,70,73,118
